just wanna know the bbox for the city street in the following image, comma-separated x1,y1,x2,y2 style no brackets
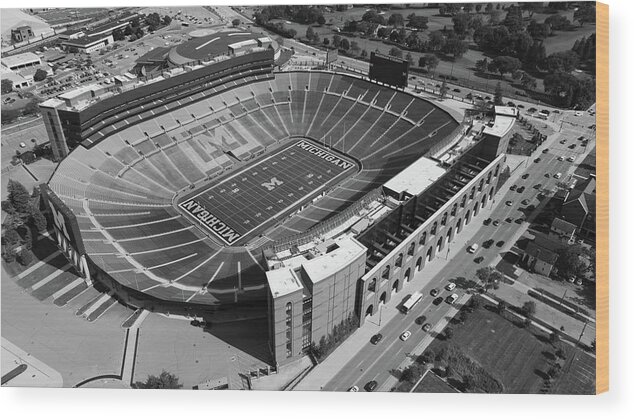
310,125,595,392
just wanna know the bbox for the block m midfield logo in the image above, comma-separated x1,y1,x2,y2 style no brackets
179,199,242,245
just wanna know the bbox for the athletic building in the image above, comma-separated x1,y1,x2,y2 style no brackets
41,29,513,370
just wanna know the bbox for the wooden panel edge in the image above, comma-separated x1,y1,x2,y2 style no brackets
595,1,609,395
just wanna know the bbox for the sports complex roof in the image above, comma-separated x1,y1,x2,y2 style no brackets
383,156,446,197
168,31,276,65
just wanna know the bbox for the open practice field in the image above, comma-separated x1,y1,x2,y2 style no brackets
178,138,358,245
428,299,595,394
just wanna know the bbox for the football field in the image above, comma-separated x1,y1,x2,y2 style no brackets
178,139,358,245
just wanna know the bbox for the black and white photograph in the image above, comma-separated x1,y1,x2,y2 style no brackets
1,1,605,397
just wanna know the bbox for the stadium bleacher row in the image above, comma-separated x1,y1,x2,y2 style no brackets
49,71,458,306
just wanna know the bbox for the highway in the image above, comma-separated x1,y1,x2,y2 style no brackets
323,121,595,392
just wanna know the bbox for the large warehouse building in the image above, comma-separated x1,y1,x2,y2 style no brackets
39,29,513,369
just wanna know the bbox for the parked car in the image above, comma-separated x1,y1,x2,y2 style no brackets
433,296,444,306
484,218,492,225
522,174,529,179
430,288,439,297
400,331,412,341
474,256,484,263
370,334,383,345
522,199,530,205
517,186,525,193
543,148,550,153
348,386,359,392
445,282,456,291
492,219,500,226
510,184,517,191
446,293,459,304
365,381,378,392
422,323,432,332
505,200,513,206
534,158,541,163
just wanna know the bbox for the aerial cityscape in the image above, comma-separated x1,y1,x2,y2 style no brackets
1,2,598,394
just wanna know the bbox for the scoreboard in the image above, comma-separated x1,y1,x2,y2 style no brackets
369,52,409,88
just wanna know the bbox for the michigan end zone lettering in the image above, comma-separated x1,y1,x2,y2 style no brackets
295,140,354,170
179,199,241,245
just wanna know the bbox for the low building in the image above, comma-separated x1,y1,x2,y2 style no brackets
11,25,35,43
560,177,596,243
550,217,577,244
1,52,42,72
60,33,114,53
522,233,562,277
0,68,30,89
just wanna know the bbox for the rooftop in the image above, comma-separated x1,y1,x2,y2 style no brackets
494,106,519,118
551,217,577,234
300,237,366,284
483,115,515,139
168,31,275,65
266,267,303,298
2,52,41,68
383,156,445,197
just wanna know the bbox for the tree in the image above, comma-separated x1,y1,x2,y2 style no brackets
340,38,350,51
497,300,508,315
134,370,183,389
112,28,125,41
360,49,368,59
476,266,503,290
332,34,342,48
163,15,172,26
322,38,330,46
361,10,385,25
444,326,454,340
494,82,504,105
547,362,562,379
407,15,429,31
545,14,571,32
503,5,525,33
287,29,297,39
574,3,596,27
489,56,521,77
445,364,455,378
33,69,48,82
475,58,489,74
443,37,469,59
544,50,580,73
1,79,13,94
405,52,414,66
422,54,439,74
317,15,326,26
2,228,20,246
439,80,449,99
555,245,590,279
388,47,403,58
124,25,133,36
428,30,446,52
388,13,404,27
7,179,31,213
419,349,435,364
521,301,537,318
401,364,423,384
549,331,560,345
1,200,16,215
521,73,537,91
31,207,48,233
306,26,315,42
463,374,476,391
17,249,34,266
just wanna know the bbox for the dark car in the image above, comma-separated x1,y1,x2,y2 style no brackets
496,240,505,247
521,174,529,180
517,186,525,193
483,218,492,226
370,334,383,345
569,144,577,149
543,148,550,153
416,315,427,325
430,288,439,297
534,183,542,189
474,256,484,263
505,217,513,223
515,217,525,224
510,184,517,191
483,239,494,249
534,158,541,163
433,296,443,306
453,88,461,93
522,199,530,205
365,381,378,392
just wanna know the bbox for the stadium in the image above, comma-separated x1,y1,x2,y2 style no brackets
40,30,510,367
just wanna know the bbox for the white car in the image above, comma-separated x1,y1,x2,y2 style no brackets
19,142,26,148
445,282,456,291
348,386,359,392
567,156,576,162
400,331,412,341
557,156,564,161
446,294,459,304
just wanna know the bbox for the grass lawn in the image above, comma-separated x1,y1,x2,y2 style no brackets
426,296,595,394
413,371,458,393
